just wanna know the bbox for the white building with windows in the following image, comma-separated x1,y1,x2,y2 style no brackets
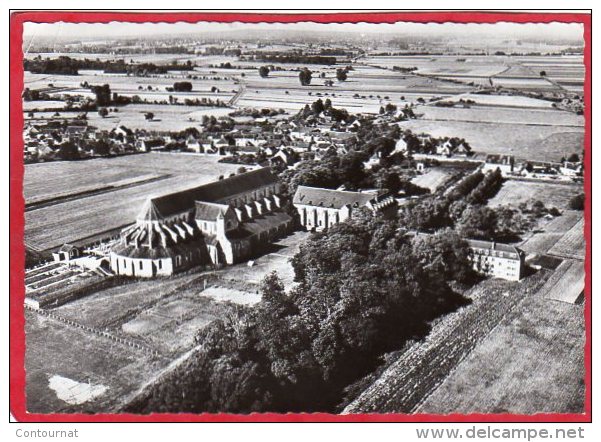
293,186,396,232
467,239,525,281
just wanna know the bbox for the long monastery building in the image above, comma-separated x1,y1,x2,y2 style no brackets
110,167,293,277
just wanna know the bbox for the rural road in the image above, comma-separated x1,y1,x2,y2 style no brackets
228,80,247,107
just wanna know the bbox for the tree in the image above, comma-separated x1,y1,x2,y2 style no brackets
567,153,580,162
98,107,109,118
311,99,325,115
299,68,313,86
93,139,111,156
456,205,498,240
144,112,154,121
336,68,348,81
376,170,402,194
411,229,476,284
259,66,270,78
91,84,111,107
56,142,80,161
540,70,547,77
569,193,585,210
173,81,193,92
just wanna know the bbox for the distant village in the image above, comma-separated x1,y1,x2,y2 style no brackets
24,101,583,183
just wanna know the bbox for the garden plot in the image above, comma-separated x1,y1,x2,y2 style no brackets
411,168,453,192
119,292,230,355
201,287,261,306
547,218,585,260
54,271,206,328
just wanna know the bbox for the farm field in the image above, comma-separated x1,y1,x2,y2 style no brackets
24,153,242,252
362,55,580,94
363,55,509,77
25,105,234,132
538,259,584,304
419,105,583,127
25,70,239,95
24,161,165,205
519,211,583,256
418,272,585,414
399,119,584,162
488,181,583,210
344,270,551,413
443,93,557,109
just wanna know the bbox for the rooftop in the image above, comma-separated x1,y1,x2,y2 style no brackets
293,185,379,209
144,167,278,218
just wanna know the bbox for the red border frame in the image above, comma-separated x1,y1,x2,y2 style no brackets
9,10,592,423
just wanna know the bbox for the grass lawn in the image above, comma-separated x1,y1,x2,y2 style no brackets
214,230,308,290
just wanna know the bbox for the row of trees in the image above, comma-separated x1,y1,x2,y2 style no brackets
24,55,195,76
398,168,553,242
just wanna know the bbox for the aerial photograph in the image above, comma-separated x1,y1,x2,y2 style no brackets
18,14,587,417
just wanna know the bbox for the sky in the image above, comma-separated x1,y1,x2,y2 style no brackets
23,20,584,42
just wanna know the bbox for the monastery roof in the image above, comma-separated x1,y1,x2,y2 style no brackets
293,186,378,209
236,211,292,237
467,239,524,258
137,199,163,222
111,239,204,260
195,202,230,221
148,167,278,218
